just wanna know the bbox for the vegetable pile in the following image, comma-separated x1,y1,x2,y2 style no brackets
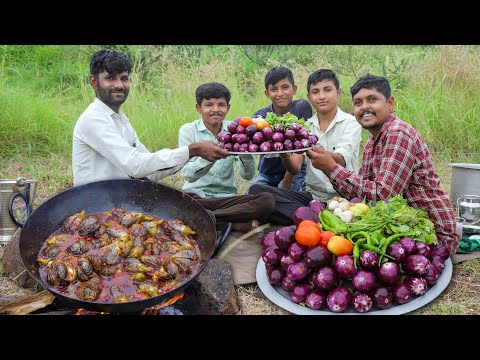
261,195,451,313
216,113,317,153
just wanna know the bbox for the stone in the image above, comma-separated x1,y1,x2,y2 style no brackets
2,229,37,289
192,259,241,315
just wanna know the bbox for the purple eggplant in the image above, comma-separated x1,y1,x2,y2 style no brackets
404,276,428,296
252,131,264,144
431,255,445,273
304,246,332,269
273,142,284,151
259,141,272,152
292,206,318,226
399,237,416,256
274,226,296,250
281,275,297,292
273,124,285,133
289,123,302,132
308,199,325,216
334,255,357,280
293,140,303,149
393,283,412,304
327,287,352,313
286,261,310,281
283,139,293,150
280,255,295,270
352,270,376,292
308,134,319,146
262,127,274,140
221,143,233,151
404,254,430,276
359,250,379,270
245,124,258,137
236,133,248,144
312,266,338,291
372,286,393,309
261,231,276,249
227,122,238,134
267,267,285,285
272,132,284,143
288,242,308,262
248,143,259,152
236,125,245,134
424,263,440,285
377,262,401,285
305,290,327,310
284,129,296,141
415,241,431,257
217,131,232,143
386,243,406,262
289,284,311,303
429,243,450,260
296,127,310,139
352,292,373,313
262,247,284,266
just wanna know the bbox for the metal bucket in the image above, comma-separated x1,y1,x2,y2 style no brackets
0,177,37,244
449,163,480,205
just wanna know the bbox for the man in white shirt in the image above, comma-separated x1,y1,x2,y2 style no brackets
248,69,362,224
72,49,227,187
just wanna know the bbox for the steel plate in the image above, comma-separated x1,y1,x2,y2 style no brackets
256,257,452,315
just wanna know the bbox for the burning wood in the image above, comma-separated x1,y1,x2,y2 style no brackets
0,290,55,315
141,292,184,315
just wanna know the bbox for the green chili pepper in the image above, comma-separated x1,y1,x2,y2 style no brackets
320,210,347,233
350,231,371,244
361,243,395,260
319,214,336,233
381,232,416,253
353,238,366,269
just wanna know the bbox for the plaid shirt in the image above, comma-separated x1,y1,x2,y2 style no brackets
328,113,460,254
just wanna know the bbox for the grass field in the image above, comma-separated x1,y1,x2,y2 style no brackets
1,45,479,314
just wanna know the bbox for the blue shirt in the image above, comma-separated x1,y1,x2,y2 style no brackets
253,99,313,176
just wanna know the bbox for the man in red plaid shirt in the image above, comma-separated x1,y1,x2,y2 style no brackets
307,74,460,255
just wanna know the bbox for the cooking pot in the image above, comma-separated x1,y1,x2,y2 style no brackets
19,179,217,313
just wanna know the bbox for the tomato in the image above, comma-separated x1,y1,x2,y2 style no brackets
255,119,270,130
295,225,321,247
318,230,336,248
327,235,353,256
298,220,321,230
239,117,253,127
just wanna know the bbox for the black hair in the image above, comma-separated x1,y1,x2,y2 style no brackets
90,49,132,78
307,69,339,92
195,82,231,105
350,74,391,99
264,67,294,89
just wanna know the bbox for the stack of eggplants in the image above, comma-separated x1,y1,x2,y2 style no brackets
217,118,318,152
261,227,451,313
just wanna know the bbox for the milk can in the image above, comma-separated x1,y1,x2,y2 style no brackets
0,177,37,244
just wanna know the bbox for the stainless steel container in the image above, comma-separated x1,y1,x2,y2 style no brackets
449,163,480,205
0,178,37,244
457,195,480,225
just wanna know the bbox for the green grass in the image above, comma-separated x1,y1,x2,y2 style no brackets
1,45,480,314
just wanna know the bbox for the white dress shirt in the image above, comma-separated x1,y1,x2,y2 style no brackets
72,98,189,186
305,107,362,200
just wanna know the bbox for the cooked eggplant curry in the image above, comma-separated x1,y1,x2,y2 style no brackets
37,208,200,303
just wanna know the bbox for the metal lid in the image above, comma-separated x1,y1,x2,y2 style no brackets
448,163,480,170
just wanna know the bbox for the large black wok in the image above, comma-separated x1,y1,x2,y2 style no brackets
19,179,217,313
